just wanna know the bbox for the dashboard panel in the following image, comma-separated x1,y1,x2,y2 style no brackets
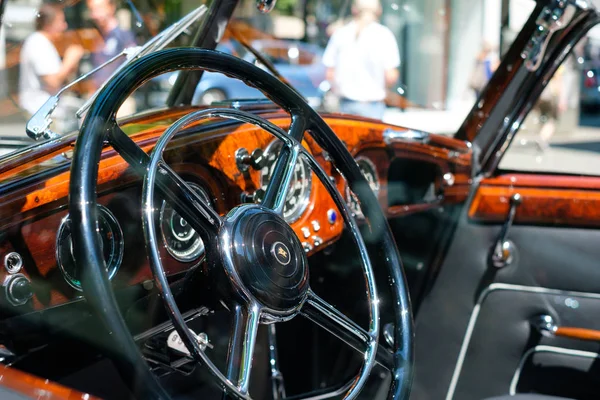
0,108,472,311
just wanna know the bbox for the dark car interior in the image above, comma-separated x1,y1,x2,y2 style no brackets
1,0,600,399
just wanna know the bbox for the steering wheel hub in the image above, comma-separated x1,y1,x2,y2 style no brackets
221,205,309,313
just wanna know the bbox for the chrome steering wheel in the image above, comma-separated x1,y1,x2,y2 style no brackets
68,48,413,399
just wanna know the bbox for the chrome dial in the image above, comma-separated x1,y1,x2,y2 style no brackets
160,182,212,262
56,204,123,291
347,156,380,217
259,140,312,223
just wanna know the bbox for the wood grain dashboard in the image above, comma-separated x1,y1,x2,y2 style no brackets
469,173,600,227
0,364,98,400
0,108,472,311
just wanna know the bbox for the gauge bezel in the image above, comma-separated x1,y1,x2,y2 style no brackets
260,139,312,223
159,182,211,263
56,204,124,291
346,156,380,218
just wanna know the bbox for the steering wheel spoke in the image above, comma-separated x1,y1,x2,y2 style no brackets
107,121,222,239
107,122,150,173
226,302,262,395
302,290,375,353
156,161,223,236
261,116,306,214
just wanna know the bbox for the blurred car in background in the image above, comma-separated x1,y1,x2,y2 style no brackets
579,26,600,111
144,38,327,109
580,60,600,111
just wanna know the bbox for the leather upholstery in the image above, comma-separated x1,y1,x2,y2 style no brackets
411,197,600,400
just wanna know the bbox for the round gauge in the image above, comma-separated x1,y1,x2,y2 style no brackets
56,205,124,291
160,182,212,262
259,140,312,223
347,156,380,217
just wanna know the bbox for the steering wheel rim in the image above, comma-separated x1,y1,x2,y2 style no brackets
143,107,379,399
68,48,413,399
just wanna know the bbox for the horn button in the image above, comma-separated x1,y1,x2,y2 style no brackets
221,206,309,313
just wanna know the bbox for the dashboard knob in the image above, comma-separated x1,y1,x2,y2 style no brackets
241,189,265,204
5,275,33,306
236,148,266,172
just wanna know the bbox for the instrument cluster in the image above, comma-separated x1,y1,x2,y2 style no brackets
346,156,381,218
259,140,312,224
52,144,381,292
56,204,124,291
160,182,212,263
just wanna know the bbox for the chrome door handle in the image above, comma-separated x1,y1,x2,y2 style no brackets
490,193,522,268
532,314,600,342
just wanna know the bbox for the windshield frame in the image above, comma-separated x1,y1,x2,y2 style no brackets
167,0,239,106
455,0,600,176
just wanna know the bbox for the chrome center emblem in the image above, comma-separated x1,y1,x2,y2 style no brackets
271,241,291,266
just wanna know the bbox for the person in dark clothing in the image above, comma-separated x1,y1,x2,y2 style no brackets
87,0,136,89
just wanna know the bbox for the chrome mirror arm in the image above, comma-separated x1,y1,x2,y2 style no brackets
26,5,208,141
25,49,137,141
77,5,207,119
75,46,144,119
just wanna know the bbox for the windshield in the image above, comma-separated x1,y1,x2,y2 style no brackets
0,0,212,156
0,0,581,172
0,0,519,158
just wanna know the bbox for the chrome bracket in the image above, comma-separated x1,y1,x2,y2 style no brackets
490,193,522,268
25,96,60,141
521,0,581,71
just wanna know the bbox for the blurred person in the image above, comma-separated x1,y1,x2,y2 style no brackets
87,0,136,89
536,66,568,150
470,41,500,98
322,0,400,120
19,3,84,115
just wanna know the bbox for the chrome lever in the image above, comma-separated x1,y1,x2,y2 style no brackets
490,193,522,268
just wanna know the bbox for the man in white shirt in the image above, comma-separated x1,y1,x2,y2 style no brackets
19,4,83,115
322,0,400,119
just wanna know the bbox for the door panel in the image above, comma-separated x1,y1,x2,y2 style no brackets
451,286,600,399
411,175,600,400
470,174,600,227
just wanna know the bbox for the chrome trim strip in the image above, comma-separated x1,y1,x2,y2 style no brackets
445,283,600,400
509,345,600,395
383,128,429,144
237,303,261,394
